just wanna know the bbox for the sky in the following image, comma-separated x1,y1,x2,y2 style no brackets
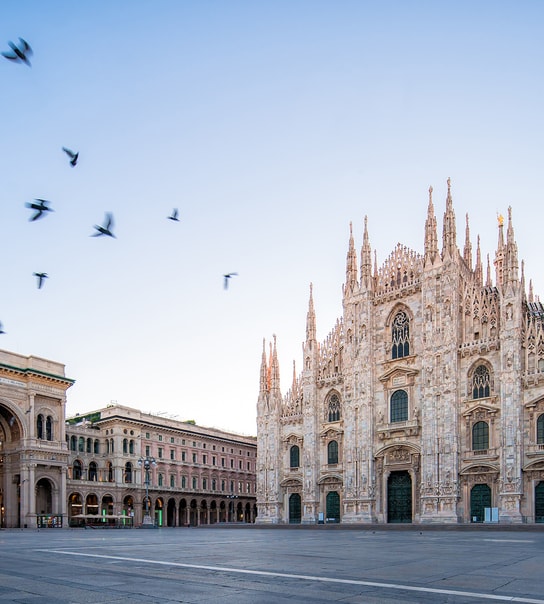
1,1,543,436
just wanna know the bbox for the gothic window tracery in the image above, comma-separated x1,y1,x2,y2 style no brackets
472,365,491,399
392,311,410,359
472,421,489,450
390,390,408,423
327,393,341,422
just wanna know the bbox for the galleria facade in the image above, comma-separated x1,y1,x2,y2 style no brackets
256,180,544,525
0,350,256,529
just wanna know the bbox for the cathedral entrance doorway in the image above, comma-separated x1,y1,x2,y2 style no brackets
535,482,544,523
288,493,301,523
387,471,412,523
326,491,340,522
470,483,491,522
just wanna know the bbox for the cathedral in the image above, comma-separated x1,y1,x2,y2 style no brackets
256,179,544,525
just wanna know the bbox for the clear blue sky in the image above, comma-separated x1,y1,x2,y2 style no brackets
2,1,543,435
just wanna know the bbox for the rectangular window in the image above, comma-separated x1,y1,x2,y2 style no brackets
221,458,225,467
212,456,216,466
182,451,186,462
145,445,150,456
170,449,175,460
170,437,175,443
158,435,163,441
146,433,150,439
203,454,207,464
158,448,163,459
192,453,197,463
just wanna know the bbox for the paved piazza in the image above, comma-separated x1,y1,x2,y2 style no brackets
0,526,543,603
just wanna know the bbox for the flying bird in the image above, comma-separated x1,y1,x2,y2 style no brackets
25,199,53,221
91,213,115,238
2,38,32,66
62,147,79,167
0,322,5,334
33,272,48,289
223,272,238,289
167,208,179,221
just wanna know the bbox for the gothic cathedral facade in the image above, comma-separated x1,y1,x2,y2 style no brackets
256,179,544,525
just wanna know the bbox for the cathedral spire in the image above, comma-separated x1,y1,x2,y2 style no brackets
270,334,281,395
424,185,439,267
344,222,358,294
463,213,472,270
486,253,492,287
529,277,534,303
441,178,457,261
474,235,483,286
360,215,373,289
521,260,526,302
306,283,316,343
259,338,268,394
504,206,519,288
494,212,505,289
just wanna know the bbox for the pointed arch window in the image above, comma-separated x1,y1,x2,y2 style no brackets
327,440,339,465
37,414,44,439
537,414,544,444
472,421,489,451
290,445,300,468
472,365,491,399
327,393,341,422
390,390,408,423
46,416,53,440
392,311,410,359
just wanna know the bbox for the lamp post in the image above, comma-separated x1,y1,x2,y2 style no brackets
138,456,156,527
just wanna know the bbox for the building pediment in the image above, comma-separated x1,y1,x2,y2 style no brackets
280,477,302,488
317,473,343,485
282,433,303,446
320,427,343,439
378,366,419,387
459,464,499,475
462,403,498,418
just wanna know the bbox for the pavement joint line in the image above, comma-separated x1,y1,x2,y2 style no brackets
37,549,544,604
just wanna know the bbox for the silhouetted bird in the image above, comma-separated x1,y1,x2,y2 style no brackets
167,208,179,221
91,213,115,238
2,38,32,66
62,147,79,167
25,199,53,221
33,272,48,289
223,272,238,289
0,321,5,334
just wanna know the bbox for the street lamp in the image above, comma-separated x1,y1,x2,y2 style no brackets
138,456,156,527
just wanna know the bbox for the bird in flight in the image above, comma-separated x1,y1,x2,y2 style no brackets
25,199,53,221
223,273,238,289
33,272,48,289
62,147,79,167
91,213,115,238
167,208,179,221
0,321,5,334
2,38,32,66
